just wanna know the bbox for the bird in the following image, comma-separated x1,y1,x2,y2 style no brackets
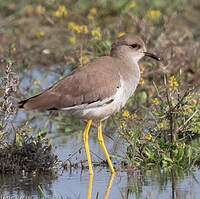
18,34,160,175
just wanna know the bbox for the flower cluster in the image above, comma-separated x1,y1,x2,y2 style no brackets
122,110,137,119
120,121,126,129
53,5,67,17
68,22,88,34
169,76,179,88
122,110,130,118
145,133,152,140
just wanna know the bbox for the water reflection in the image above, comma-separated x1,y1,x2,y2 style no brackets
87,173,114,199
0,172,57,198
122,168,200,199
1,166,200,198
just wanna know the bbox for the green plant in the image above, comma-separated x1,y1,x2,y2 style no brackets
118,74,200,169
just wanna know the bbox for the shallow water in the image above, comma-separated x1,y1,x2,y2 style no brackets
1,150,200,199
1,66,200,199
1,122,200,199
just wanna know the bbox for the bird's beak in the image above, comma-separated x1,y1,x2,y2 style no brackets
144,52,160,61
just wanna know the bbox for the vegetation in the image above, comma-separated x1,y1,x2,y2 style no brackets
0,61,58,174
0,0,199,174
118,74,200,169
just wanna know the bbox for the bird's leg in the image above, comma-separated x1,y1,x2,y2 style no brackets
83,120,93,175
87,173,93,199
103,173,114,199
97,121,115,173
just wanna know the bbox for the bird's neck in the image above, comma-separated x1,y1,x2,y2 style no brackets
124,56,141,81
112,52,141,81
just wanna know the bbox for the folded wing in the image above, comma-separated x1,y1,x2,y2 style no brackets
19,56,120,110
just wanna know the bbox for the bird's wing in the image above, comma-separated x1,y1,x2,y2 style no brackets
20,56,121,110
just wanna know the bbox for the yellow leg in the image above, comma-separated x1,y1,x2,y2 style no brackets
83,120,93,175
103,173,114,199
97,121,115,173
87,173,93,199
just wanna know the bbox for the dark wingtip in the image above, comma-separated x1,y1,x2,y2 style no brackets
18,99,28,109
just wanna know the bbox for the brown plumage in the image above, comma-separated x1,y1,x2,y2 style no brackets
19,56,120,110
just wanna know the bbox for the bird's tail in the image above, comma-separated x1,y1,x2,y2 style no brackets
18,92,58,110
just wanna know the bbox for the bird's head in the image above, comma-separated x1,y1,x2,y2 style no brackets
110,34,160,62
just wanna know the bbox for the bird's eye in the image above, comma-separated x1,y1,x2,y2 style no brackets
130,44,140,49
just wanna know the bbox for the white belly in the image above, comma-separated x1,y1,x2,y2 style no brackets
70,76,139,121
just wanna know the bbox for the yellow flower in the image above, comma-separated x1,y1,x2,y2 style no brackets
170,97,174,101
139,64,144,74
53,5,67,17
91,29,101,40
131,113,137,119
69,36,76,44
33,79,40,85
87,14,94,20
128,131,134,136
36,5,45,14
139,77,145,85
58,6,67,15
169,76,179,88
176,142,183,147
189,95,193,99
80,25,88,34
68,23,88,34
90,8,97,15
147,10,161,19
130,1,136,8
74,26,81,33
120,121,126,128
117,32,125,38
122,110,130,118
53,10,60,17
145,133,152,140
68,22,76,30
184,107,193,112
153,98,159,105
79,55,89,65
35,30,45,38
158,123,164,128
24,5,33,13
